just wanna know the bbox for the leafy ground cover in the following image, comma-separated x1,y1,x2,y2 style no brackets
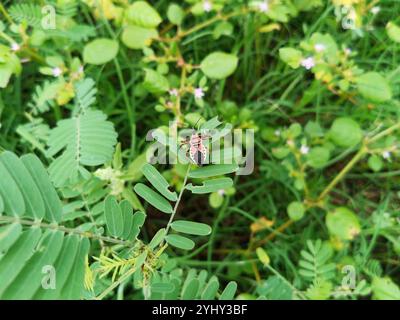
0,0,400,300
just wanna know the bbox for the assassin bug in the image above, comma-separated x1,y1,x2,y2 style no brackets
179,118,211,166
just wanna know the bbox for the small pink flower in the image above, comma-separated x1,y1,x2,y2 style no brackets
217,189,225,196
203,0,212,12
301,57,315,70
258,1,269,12
11,43,20,52
52,67,62,77
169,88,179,97
194,87,205,99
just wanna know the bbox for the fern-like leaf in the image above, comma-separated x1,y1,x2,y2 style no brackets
47,109,118,187
9,3,43,28
74,78,97,113
0,152,90,299
298,239,336,282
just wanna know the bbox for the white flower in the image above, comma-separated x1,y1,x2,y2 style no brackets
194,87,205,99
52,67,62,77
344,47,352,55
217,189,225,196
203,0,212,12
371,6,380,15
274,129,281,136
258,1,269,12
79,65,84,73
169,88,179,96
95,167,114,181
382,151,391,160
300,57,315,70
314,43,326,52
11,43,20,52
300,145,310,155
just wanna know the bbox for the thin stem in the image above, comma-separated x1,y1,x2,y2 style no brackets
163,164,191,238
0,215,132,247
95,266,137,300
0,4,13,24
114,59,136,156
317,146,367,201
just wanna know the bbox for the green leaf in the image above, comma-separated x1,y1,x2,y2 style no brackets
167,3,184,25
386,22,400,43
141,164,178,201
368,155,383,172
120,200,134,240
307,147,330,169
209,192,224,208
326,207,361,241
47,109,118,187
189,164,238,178
329,117,363,148
0,152,45,220
149,228,166,249
134,183,173,214
126,1,162,28
257,276,293,300
372,277,400,300
129,211,146,240
0,223,22,254
83,38,119,65
21,154,62,222
201,279,219,300
279,47,303,68
165,234,195,250
355,72,392,103
104,195,124,238
152,282,175,293
219,281,237,300
200,52,238,79
35,235,81,299
0,228,42,297
170,220,212,236
2,230,64,299
143,68,170,94
200,116,222,130
121,25,158,50
60,237,90,299
287,201,305,221
181,278,199,299
186,178,233,194
0,158,25,216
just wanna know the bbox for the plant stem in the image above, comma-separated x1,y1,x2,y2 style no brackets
114,58,136,156
163,164,191,239
95,266,137,300
0,215,132,247
317,146,367,201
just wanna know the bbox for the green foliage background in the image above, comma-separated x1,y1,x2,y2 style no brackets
0,0,399,300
